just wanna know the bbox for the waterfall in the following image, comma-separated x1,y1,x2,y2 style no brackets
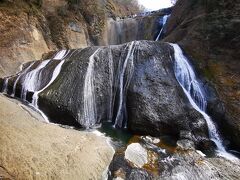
114,41,137,128
32,60,65,108
31,60,65,122
108,48,114,122
155,14,170,41
170,43,236,160
83,49,100,128
2,77,9,93
11,62,35,97
53,50,70,60
21,60,50,101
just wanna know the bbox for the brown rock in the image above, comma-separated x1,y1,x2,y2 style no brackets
0,95,114,179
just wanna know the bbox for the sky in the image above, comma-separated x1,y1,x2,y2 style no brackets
138,0,173,10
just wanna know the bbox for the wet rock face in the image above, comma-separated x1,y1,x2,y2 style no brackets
2,41,209,143
164,0,240,150
126,43,208,139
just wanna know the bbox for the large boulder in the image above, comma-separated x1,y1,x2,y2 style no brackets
1,40,209,144
164,0,240,150
0,94,114,179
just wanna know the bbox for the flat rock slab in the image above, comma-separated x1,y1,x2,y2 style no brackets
0,94,114,180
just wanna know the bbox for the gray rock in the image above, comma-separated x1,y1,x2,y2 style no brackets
4,41,209,145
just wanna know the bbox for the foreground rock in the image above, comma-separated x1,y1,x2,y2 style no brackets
109,136,240,180
0,94,114,179
1,41,209,146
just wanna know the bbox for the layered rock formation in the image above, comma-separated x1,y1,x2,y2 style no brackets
0,94,114,179
164,0,240,150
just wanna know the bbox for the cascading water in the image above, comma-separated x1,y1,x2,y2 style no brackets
2,77,9,93
82,42,138,129
107,49,114,122
114,41,138,128
2,49,69,122
31,60,66,121
21,60,50,101
170,43,236,160
11,62,35,97
53,50,70,60
83,49,100,128
155,14,170,41
32,61,65,108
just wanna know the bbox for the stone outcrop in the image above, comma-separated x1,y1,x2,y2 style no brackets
164,0,240,150
0,0,89,77
0,94,114,179
0,0,142,78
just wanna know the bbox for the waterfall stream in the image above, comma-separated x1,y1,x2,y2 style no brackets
114,41,137,128
2,77,9,93
2,50,69,122
83,49,100,128
53,50,70,60
12,62,35,97
155,14,170,41
21,60,50,101
170,43,236,160
31,60,66,122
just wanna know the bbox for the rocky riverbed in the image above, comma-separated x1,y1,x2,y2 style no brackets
109,136,240,180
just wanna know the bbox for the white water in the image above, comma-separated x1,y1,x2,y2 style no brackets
21,60,50,100
2,77,9,93
114,41,137,128
11,62,35,97
53,50,69,60
155,14,170,41
32,61,65,107
31,60,65,122
83,49,100,128
170,43,237,160
108,48,114,122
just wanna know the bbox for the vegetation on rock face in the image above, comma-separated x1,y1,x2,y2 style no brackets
0,0,142,76
66,0,142,44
